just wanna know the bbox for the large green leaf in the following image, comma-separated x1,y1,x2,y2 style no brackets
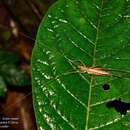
32,0,130,129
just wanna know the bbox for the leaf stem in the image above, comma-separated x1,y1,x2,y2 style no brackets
85,0,104,129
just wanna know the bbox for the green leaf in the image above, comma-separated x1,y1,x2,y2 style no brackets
0,76,7,97
0,51,30,87
0,64,30,87
0,51,18,65
32,0,130,129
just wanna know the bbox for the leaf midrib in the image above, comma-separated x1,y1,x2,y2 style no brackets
85,0,104,130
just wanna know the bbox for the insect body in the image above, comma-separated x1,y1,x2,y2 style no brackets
78,66,112,76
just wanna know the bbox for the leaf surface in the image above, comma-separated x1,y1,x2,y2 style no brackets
32,0,130,129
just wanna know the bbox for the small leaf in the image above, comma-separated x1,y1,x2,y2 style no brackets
0,51,30,87
0,51,18,65
0,64,30,87
0,76,7,97
32,0,130,130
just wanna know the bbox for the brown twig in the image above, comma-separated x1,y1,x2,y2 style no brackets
1,1,30,36
0,24,35,41
24,0,42,22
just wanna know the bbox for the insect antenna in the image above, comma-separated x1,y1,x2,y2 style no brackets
111,73,130,80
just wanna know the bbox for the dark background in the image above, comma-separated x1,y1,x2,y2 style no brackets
0,0,56,129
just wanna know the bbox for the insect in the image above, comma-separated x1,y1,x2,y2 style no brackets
77,65,130,81
78,66,112,76
39,43,130,80
39,61,130,92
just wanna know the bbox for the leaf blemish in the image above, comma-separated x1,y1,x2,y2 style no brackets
102,84,110,91
106,98,130,115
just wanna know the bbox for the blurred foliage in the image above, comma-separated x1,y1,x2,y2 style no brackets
0,51,18,64
0,51,30,97
0,64,30,87
0,0,57,37
0,76,7,97
0,0,57,98
0,0,57,129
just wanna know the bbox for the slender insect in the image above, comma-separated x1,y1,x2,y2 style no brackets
40,63,130,91
78,66,112,76
78,64,130,80
77,64,130,81
39,43,130,80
